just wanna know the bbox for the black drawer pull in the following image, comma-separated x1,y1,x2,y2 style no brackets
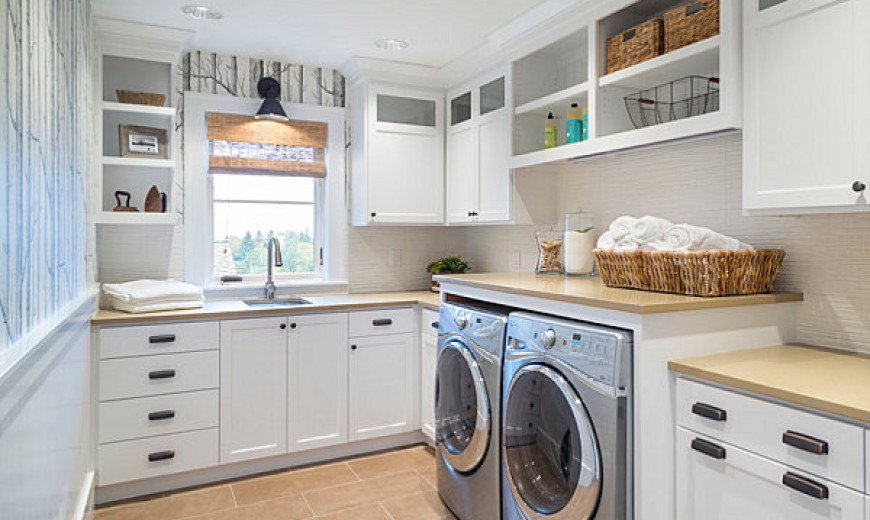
783,472,829,500
148,410,176,421
783,430,829,455
691,437,726,460
148,450,175,462
431,321,439,329
148,369,176,380
149,334,176,344
372,318,393,327
692,402,727,422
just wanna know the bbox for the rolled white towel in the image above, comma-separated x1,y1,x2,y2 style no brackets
103,279,204,305
608,216,637,240
630,216,672,244
597,231,617,249
614,236,641,250
649,224,752,251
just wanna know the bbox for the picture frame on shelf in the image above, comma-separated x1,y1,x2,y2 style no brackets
119,124,169,159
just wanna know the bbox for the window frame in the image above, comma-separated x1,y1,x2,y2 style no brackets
184,93,347,289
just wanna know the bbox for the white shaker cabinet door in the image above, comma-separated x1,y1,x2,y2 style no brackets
744,0,870,212
220,317,288,463
420,332,438,443
476,110,511,223
446,122,476,224
287,313,349,452
349,334,416,441
676,428,863,520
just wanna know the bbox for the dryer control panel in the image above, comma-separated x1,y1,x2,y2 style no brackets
507,312,631,388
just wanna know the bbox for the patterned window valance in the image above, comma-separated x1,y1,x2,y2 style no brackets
206,113,327,178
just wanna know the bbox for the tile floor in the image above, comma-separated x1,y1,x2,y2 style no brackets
95,445,457,520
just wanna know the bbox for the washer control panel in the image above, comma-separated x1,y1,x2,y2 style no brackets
507,312,630,388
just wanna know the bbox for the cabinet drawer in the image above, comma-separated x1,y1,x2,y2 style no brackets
99,389,219,444
100,321,219,359
100,351,219,401
350,308,414,337
677,378,864,490
421,308,439,337
98,428,219,486
676,428,863,520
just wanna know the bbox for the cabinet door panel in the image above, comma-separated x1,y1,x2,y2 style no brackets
287,313,349,452
220,318,287,463
446,124,476,224
676,428,863,520
421,333,437,442
349,334,415,441
477,112,511,222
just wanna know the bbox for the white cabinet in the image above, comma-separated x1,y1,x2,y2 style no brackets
220,317,288,463
743,0,870,213
420,308,439,443
349,333,417,441
287,313,349,452
350,81,445,225
676,428,864,520
446,72,511,224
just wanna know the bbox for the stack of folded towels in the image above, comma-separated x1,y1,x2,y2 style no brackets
597,216,752,251
103,280,205,314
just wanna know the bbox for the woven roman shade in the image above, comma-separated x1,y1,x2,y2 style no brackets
206,112,327,178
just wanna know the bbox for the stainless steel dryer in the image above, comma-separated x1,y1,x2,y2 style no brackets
502,312,632,520
435,301,510,520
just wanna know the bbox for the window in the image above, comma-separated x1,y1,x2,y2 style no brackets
211,173,320,279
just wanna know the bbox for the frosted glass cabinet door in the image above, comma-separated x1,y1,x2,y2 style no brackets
744,0,870,212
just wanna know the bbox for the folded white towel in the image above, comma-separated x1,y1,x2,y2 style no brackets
110,299,205,314
630,216,672,243
103,280,204,305
608,216,636,240
648,224,752,251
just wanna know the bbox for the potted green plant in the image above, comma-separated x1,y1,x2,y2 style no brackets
426,256,471,292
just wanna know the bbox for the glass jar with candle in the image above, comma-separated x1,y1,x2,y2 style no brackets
564,213,596,276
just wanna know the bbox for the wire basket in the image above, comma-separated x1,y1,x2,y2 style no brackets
624,76,719,129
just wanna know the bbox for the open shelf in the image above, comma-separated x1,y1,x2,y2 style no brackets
102,101,176,117
599,35,721,90
95,211,175,225
102,156,174,168
514,82,589,116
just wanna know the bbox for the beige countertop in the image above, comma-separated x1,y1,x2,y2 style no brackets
669,344,870,423
434,272,802,314
92,291,440,326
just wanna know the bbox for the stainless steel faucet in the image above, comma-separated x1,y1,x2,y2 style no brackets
264,237,283,300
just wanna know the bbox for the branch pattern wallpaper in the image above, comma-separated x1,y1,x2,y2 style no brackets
0,0,91,351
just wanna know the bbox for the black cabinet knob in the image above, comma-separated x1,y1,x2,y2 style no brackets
290,323,297,329
280,323,287,330
351,344,357,350
370,212,377,218
853,181,866,193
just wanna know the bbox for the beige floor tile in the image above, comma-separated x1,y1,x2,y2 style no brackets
95,486,235,520
348,446,436,480
382,490,455,520
231,462,359,506
305,470,431,516
312,503,391,520
191,495,312,520
415,465,438,489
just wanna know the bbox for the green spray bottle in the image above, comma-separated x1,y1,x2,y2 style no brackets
545,112,557,149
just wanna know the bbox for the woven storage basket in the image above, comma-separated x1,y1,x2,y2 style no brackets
664,0,720,53
116,89,166,107
593,248,786,297
606,19,664,74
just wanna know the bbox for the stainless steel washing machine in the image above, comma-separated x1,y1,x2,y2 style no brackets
435,301,510,520
502,312,632,520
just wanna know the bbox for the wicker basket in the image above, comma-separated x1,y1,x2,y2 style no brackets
593,248,786,297
116,89,166,107
606,19,664,74
664,0,720,53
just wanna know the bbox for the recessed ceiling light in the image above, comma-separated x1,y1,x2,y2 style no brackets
375,38,409,51
181,5,223,20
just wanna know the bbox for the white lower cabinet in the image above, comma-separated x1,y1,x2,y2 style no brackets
677,427,863,519
220,317,288,463
287,313,349,452
349,333,416,441
98,429,219,486
420,308,439,443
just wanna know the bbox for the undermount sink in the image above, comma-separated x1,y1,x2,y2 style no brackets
244,297,313,308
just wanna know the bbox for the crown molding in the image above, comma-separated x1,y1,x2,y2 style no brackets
94,17,194,64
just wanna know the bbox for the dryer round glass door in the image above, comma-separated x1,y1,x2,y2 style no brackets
434,340,491,474
503,364,601,519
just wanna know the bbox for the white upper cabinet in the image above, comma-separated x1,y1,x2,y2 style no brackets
350,80,445,225
743,0,870,213
446,70,511,224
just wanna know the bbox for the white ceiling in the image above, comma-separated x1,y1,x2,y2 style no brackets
91,0,551,70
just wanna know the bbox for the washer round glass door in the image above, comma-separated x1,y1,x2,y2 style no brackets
503,364,601,519
434,340,491,474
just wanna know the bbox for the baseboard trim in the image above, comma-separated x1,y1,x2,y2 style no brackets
74,471,95,520
96,431,426,505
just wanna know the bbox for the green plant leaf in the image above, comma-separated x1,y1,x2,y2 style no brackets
574,226,594,234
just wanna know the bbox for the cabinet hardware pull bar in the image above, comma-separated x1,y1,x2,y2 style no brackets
149,334,176,344
782,472,829,500
148,410,176,421
691,437,726,460
691,402,727,422
782,430,829,455
148,369,176,380
148,450,175,462
372,319,393,326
